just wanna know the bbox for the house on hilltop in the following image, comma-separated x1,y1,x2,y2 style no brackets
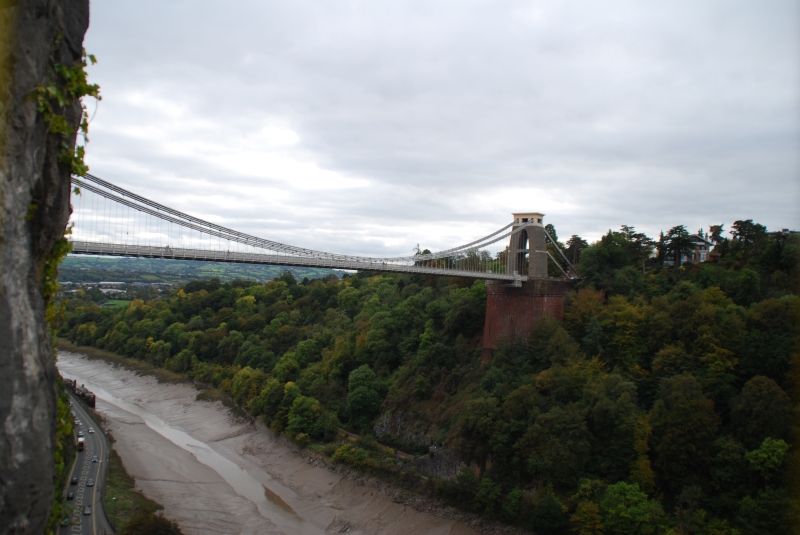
685,233,714,264
664,233,714,266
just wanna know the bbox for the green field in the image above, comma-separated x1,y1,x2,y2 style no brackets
59,255,341,284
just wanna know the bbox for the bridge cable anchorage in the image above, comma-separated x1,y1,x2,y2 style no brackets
543,228,581,279
69,173,546,281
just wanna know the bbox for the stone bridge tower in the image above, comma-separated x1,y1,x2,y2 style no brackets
481,212,573,361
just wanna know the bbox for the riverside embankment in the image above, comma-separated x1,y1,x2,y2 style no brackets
56,350,481,535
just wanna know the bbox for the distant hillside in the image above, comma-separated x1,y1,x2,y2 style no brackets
59,255,341,284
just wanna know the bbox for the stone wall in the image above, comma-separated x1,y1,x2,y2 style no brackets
404,448,465,481
0,1,89,532
374,411,438,448
481,279,573,361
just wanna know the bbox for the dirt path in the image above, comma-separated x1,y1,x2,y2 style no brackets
57,351,479,535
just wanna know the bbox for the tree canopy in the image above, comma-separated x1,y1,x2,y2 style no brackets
57,218,799,534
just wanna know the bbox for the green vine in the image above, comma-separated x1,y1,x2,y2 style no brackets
43,232,75,534
43,226,73,331
28,38,99,318
46,378,76,533
24,36,99,535
28,38,100,175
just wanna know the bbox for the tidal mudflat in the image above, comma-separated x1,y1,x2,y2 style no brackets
57,351,478,535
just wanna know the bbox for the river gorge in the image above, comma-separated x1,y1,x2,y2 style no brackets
57,351,480,535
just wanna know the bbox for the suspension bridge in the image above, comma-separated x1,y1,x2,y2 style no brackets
67,173,579,285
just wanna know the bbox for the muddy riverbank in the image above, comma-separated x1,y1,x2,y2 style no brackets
56,351,498,535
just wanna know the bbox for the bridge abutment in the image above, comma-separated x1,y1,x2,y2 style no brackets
481,279,573,362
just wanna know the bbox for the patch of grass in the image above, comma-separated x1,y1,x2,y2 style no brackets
104,299,130,307
103,433,163,530
56,340,187,383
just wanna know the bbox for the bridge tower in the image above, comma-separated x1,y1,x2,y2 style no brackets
481,212,573,361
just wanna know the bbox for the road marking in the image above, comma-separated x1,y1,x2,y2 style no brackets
64,396,111,535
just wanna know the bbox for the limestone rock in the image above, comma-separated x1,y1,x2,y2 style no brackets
0,1,89,532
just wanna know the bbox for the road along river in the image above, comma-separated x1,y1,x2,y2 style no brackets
57,351,479,535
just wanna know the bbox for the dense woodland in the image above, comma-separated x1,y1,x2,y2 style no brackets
57,220,799,535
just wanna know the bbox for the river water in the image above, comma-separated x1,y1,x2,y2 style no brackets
57,351,478,535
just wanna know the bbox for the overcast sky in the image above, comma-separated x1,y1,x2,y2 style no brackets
81,0,800,257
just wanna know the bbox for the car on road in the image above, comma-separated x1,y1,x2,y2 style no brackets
67,492,74,500
88,427,94,433
91,455,98,463
77,430,84,437
83,505,91,515
70,477,78,485
87,478,94,487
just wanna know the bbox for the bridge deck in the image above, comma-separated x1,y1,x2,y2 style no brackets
69,241,527,283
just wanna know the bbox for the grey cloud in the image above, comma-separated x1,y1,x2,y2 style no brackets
81,0,800,255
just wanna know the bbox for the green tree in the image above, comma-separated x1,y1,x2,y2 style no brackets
502,488,524,524
620,225,655,274
650,374,720,494
578,230,642,289
455,397,500,471
730,376,792,449
249,378,284,420
665,225,695,267
570,501,604,535
729,220,768,263
346,386,381,431
744,438,789,483
481,366,507,395
271,381,301,432
566,235,590,265
348,364,378,392
444,290,485,337
531,490,569,535
346,365,382,430
518,403,592,488
473,477,503,519
600,482,664,535
584,373,641,483
736,487,790,535
337,286,360,318
217,330,244,364
709,225,725,246
235,295,257,315
673,485,706,535
741,296,800,383
312,410,341,442
287,395,323,438
709,435,748,512
730,268,761,306
581,316,603,357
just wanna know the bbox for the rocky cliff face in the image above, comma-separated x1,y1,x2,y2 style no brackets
374,411,440,448
374,412,466,481
405,448,465,481
0,1,88,532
